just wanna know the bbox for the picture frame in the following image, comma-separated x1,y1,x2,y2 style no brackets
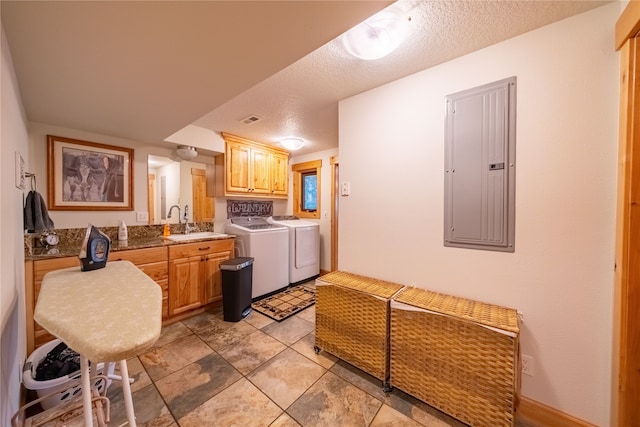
47,135,134,211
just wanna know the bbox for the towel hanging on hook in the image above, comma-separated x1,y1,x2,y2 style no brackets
23,173,55,232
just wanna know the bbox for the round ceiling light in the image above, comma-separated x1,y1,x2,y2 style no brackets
280,137,304,151
342,9,409,61
176,145,198,160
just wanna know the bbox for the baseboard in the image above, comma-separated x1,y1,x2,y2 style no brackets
517,396,598,427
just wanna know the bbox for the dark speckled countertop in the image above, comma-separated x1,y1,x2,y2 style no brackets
25,223,234,261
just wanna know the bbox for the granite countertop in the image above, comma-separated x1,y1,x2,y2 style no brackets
25,223,235,261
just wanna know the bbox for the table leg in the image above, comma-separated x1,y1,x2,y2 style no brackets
80,355,94,427
119,359,137,427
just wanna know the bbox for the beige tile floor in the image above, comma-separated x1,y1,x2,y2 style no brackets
104,302,538,427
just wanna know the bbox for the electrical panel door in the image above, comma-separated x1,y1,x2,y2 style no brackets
444,77,516,252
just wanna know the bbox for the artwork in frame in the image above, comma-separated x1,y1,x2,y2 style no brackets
47,135,134,211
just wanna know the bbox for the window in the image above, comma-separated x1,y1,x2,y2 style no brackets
293,159,321,219
301,171,317,211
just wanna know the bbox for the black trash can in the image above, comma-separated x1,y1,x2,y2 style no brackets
221,257,254,322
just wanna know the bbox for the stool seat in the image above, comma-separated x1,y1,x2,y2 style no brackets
34,260,162,427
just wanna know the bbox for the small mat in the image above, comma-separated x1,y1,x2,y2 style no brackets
251,284,316,321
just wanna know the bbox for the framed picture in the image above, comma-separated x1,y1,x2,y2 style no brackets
47,135,134,211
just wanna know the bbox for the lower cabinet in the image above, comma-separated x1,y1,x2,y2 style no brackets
168,239,234,317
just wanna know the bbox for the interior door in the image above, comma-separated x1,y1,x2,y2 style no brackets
191,168,213,222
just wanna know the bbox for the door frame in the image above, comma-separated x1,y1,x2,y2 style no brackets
613,3,640,426
330,155,339,271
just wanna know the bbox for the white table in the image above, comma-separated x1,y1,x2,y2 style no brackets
34,260,162,427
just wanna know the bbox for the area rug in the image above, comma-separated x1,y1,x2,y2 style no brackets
251,283,316,321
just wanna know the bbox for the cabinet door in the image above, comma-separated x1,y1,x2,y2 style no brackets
270,151,289,197
169,255,203,316
226,140,251,193
251,146,271,194
203,251,232,304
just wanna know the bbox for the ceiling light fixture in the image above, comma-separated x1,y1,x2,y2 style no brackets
175,145,198,160
280,137,304,151
342,8,409,61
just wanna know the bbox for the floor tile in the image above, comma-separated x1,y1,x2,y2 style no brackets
111,357,152,394
155,353,242,419
295,304,315,324
184,311,259,351
330,359,388,400
108,383,175,427
370,404,424,427
139,334,213,381
217,329,287,375
287,371,382,427
290,332,337,369
247,348,325,410
152,321,193,348
270,412,302,426
261,315,314,346
177,378,282,427
244,310,276,329
181,309,223,335
382,388,465,427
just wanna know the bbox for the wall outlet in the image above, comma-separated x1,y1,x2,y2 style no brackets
521,354,535,377
136,211,149,222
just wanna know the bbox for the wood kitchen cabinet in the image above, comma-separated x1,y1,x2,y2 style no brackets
270,150,289,197
221,132,289,198
168,239,234,317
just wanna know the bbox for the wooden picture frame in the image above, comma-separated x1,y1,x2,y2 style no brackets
47,135,133,211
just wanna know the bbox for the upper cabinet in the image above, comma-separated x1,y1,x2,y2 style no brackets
221,133,289,199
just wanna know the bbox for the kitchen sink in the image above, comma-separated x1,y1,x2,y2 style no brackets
164,231,229,242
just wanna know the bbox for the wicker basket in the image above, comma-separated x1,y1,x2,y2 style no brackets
315,271,404,383
390,287,520,427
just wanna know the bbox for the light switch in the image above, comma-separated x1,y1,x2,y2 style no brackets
136,211,149,222
341,182,351,196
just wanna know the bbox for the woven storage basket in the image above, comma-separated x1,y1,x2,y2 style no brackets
315,271,404,383
390,287,520,427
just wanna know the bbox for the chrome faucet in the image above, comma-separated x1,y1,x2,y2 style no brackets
167,205,181,223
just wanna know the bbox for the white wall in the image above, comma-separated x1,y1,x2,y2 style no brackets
289,148,339,272
1,25,29,426
338,4,619,426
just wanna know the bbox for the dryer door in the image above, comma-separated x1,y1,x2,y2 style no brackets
295,226,319,268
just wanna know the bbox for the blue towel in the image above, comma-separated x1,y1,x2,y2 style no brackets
24,190,55,232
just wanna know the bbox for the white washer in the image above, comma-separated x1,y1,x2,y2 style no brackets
269,216,320,285
224,217,289,299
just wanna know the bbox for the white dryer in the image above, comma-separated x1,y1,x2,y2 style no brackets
269,216,320,285
224,217,289,299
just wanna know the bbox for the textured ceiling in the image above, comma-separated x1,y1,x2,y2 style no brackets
2,1,609,156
